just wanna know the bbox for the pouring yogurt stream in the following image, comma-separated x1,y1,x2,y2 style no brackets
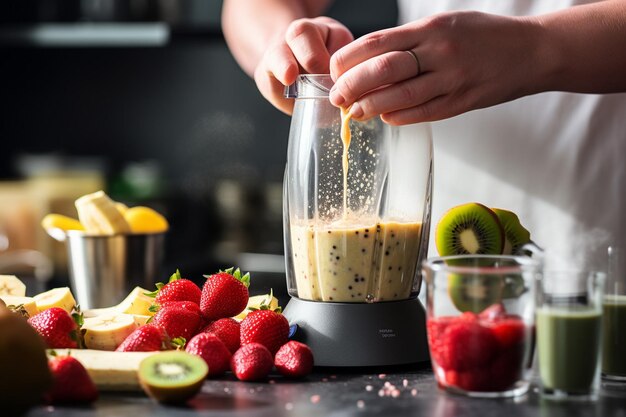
290,106,423,303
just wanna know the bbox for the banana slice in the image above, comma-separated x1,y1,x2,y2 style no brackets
0,275,27,297
0,296,38,318
33,287,76,313
82,313,138,351
83,287,154,318
234,293,280,321
75,191,131,235
115,202,129,216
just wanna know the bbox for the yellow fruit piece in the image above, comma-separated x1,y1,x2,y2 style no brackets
0,296,39,318
115,202,129,215
234,294,280,321
33,287,76,313
124,206,169,234
0,275,27,297
82,313,138,351
41,214,85,232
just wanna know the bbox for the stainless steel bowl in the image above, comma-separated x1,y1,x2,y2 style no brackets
64,231,165,309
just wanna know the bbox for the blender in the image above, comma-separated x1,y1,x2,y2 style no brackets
282,75,433,367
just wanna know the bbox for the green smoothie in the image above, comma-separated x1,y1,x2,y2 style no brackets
602,295,626,377
536,307,602,393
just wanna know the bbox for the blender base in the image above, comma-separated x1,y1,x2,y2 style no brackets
283,297,430,367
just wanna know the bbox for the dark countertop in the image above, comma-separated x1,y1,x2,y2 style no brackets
26,366,626,417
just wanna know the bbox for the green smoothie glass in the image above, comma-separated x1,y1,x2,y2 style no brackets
536,271,605,400
603,246,626,382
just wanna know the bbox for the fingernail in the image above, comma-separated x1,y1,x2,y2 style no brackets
349,102,363,119
330,90,345,106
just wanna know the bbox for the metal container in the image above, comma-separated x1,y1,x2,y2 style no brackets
65,231,164,309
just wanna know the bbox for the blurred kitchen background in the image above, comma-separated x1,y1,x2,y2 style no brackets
0,0,397,305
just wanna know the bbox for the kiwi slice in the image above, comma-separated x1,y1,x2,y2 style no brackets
492,208,531,255
447,273,505,313
138,351,208,404
435,203,504,256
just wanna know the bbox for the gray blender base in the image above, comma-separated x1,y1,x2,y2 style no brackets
283,297,430,367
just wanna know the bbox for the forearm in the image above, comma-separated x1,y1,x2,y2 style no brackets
534,0,626,93
221,0,332,77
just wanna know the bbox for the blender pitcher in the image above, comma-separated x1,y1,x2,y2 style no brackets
282,74,433,366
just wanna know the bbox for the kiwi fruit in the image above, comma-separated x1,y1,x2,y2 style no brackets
447,273,504,314
435,203,504,256
138,351,208,404
492,208,531,255
0,304,52,416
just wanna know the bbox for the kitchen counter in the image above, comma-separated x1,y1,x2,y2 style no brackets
25,366,626,417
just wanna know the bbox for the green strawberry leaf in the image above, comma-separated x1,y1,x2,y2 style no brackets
171,337,186,350
168,269,182,283
144,282,164,298
148,304,160,313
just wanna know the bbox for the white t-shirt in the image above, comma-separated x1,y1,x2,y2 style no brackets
399,0,626,271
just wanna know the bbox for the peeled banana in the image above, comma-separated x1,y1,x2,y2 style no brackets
0,275,26,297
82,313,138,351
48,349,157,391
0,296,39,318
83,287,154,318
75,191,131,235
33,287,76,313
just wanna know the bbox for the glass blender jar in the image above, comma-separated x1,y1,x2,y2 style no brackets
282,75,433,366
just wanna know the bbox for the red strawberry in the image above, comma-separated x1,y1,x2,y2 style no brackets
231,343,273,381
185,332,232,376
116,324,165,352
203,318,240,353
27,307,80,349
274,341,314,378
426,316,455,367
491,317,526,349
147,270,202,305
151,304,201,341
440,320,497,371
158,301,201,315
46,355,98,403
240,309,289,355
200,268,250,320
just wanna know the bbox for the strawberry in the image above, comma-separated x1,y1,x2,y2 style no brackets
440,320,497,371
185,332,232,376
116,324,165,352
426,316,455,367
202,318,240,353
200,268,250,320
27,307,80,349
231,343,273,381
156,301,201,315
147,270,202,306
240,308,289,355
274,341,314,378
491,317,526,349
46,355,98,403
151,304,201,341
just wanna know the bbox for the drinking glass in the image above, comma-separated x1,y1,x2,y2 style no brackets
536,270,605,400
422,255,538,398
603,246,626,382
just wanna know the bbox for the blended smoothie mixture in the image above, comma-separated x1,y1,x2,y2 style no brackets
536,306,602,393
291,220,422,302
602,295,626,377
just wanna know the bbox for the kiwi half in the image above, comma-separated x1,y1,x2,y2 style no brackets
447,273,504,314
435,203,504,256
492,208,531,255
138,351,208,404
